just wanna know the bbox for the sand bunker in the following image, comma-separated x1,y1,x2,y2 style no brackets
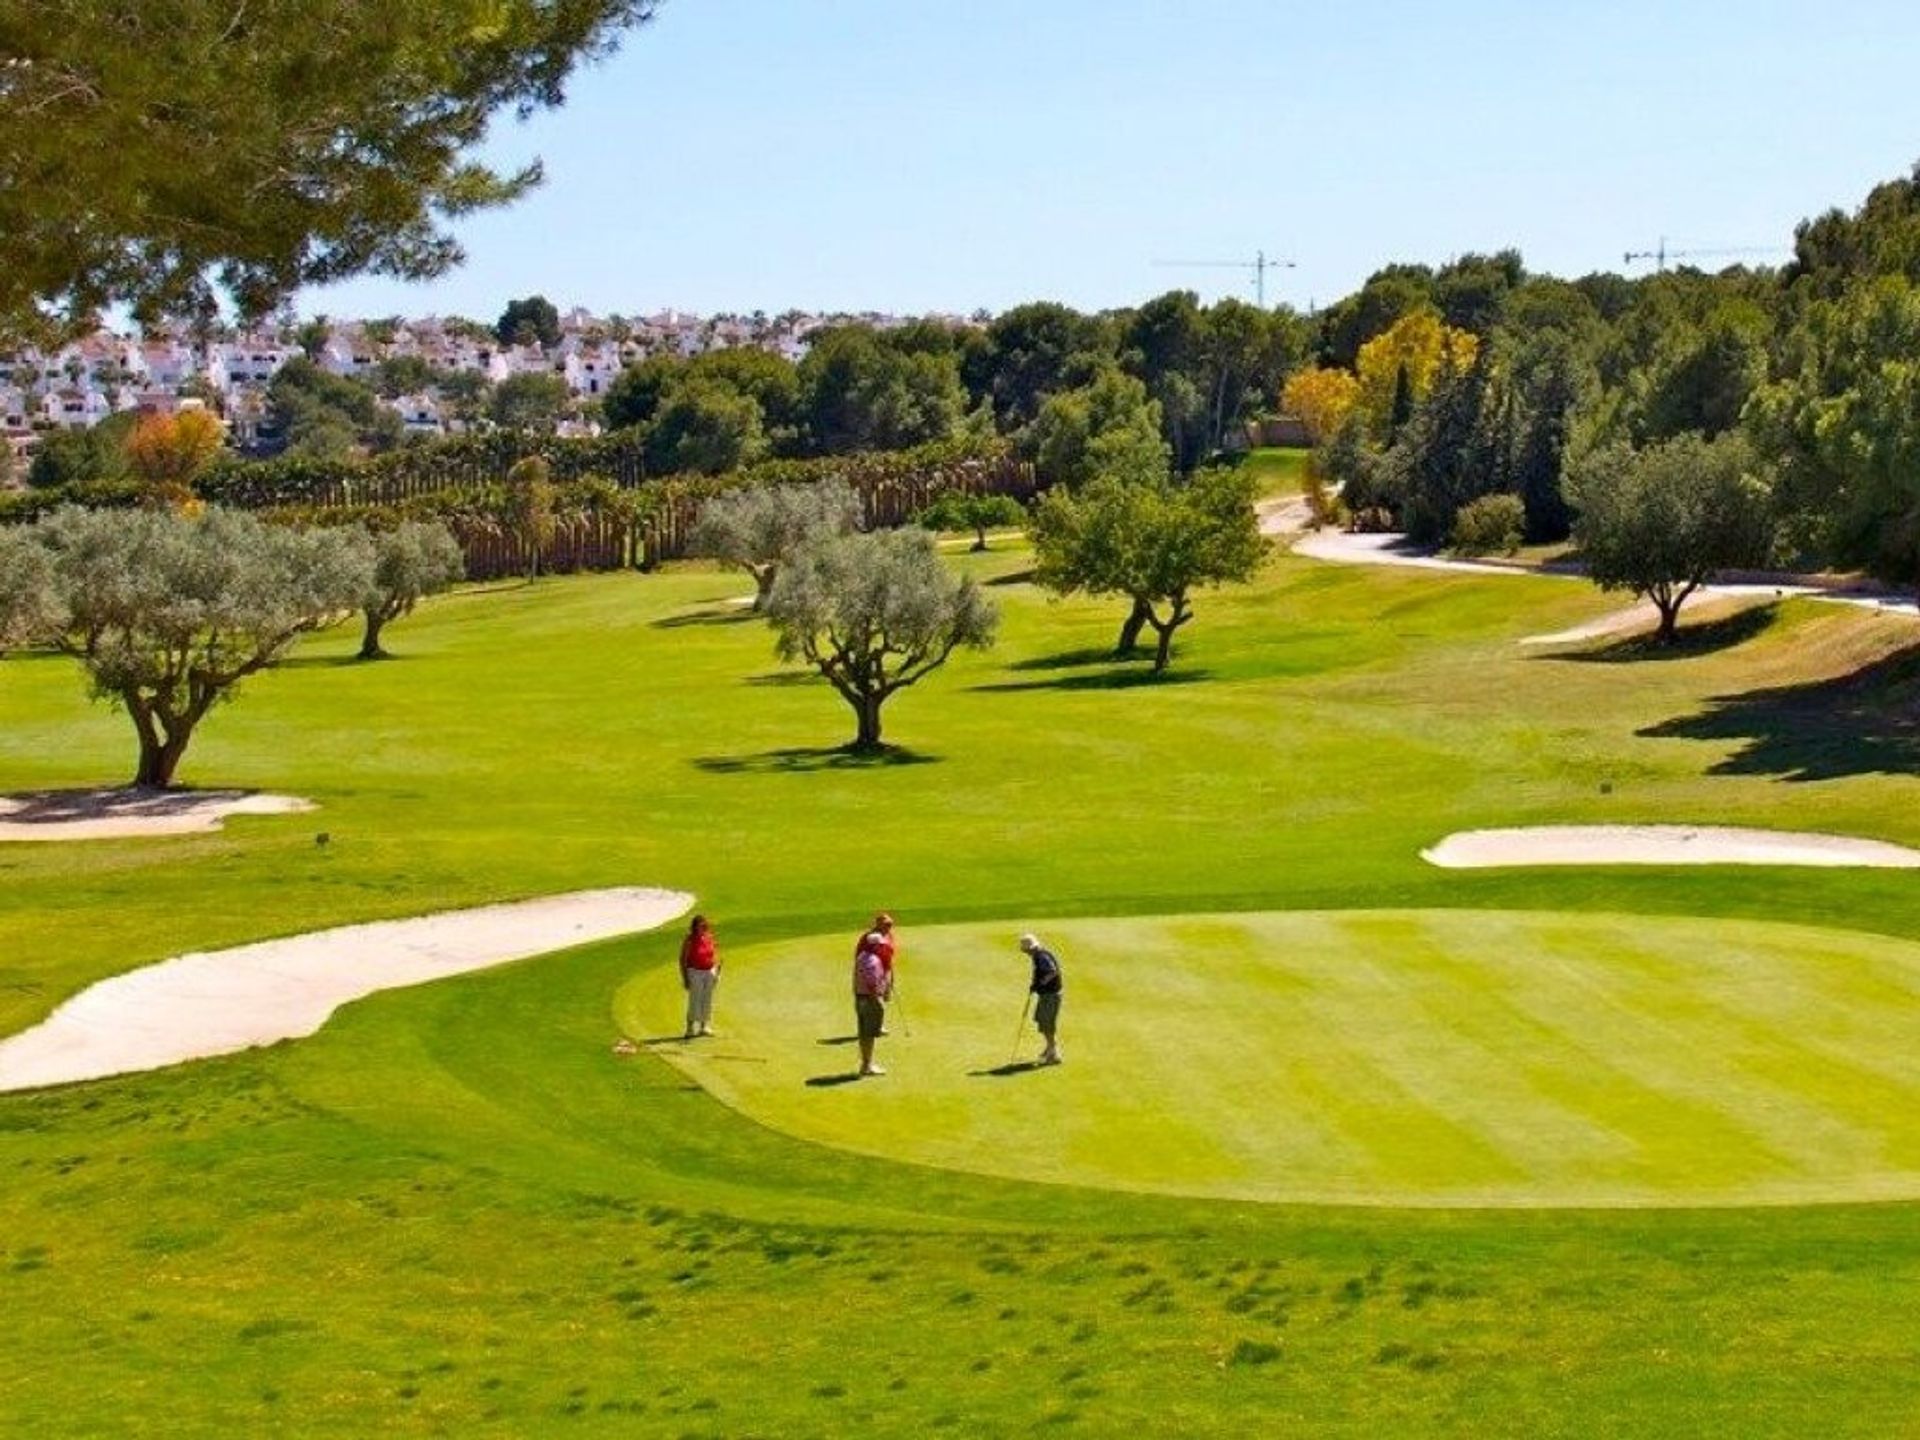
0,788,314,842
1290,528,1523,574
0,887,693,1092
1257,495,1315,538
1424,825,1920,870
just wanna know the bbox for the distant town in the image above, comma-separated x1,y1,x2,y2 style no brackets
0,306,981,481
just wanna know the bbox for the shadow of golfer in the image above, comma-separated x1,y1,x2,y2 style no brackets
805,1072,865,1088
815,1035,860,1047
968,1062,1042,1078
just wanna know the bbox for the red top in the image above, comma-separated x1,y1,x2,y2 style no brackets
857,931,895,975
681,933,717,972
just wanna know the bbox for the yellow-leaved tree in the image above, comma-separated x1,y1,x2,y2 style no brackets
1355,309,1479,437
1280,366,1361,445
125,409,226,509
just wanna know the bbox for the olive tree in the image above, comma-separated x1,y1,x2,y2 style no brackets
916,491,1028,551
359,521,466,659
0,529,56,651
1567,433,1775,644
690,480,861,611
1031,467,1265,671
500,455,557,581
17,507,372,787
766,530,997,752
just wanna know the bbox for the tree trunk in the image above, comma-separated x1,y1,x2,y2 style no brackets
851,691,885,752
358,608,388,660
133,727,192,788
1115,598,1151,657
1152,621,1176,673
1147,595,1190,673
972,524,989,552
1649,583,1691,645
753,566,777,612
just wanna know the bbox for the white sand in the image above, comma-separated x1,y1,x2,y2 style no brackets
0,887,693,1092
1424,826,1920,870
0,789,313,842
1257,495,1315,538
1291,528,1523,575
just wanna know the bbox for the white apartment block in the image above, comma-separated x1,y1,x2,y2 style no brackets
43,388,114,429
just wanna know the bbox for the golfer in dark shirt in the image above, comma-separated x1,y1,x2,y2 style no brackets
1019,933,1064,1065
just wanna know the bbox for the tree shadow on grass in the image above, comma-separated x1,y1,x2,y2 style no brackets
985,568,1038,588
652,605,758,630
743,670,821,688
692,745,940,775
974,666,1214,694
453,580,534,598
277,654,372,671
1640,641,1920,781
1541,605,1781,665
1007,647,1128,673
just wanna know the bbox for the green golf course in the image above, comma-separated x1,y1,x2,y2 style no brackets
629,910,1920,1208
6,541,1920,1434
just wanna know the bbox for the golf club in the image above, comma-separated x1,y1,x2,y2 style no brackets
891,982,912,1038
1009,991,1033,1064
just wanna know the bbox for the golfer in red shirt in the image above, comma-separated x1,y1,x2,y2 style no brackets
679,914,719,1039
852,912,896,1076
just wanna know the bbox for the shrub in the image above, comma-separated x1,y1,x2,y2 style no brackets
1449,493,1526,557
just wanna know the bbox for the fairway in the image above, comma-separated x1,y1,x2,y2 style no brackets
10,550,1920,1435
629,909,1920,1208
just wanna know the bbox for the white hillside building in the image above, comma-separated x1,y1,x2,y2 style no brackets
43,388,114,429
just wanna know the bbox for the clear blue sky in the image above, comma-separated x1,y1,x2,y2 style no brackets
309,0,1920,321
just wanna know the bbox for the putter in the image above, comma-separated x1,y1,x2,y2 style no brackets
891,983,913,1038
1009,991,1033,1064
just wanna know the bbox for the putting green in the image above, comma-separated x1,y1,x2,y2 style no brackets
621,909,1920,1208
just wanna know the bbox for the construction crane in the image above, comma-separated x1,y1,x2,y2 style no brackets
1622,238,1783,272
1151,250,1296,307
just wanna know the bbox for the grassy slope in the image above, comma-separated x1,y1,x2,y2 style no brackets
628,910,1920,1208
4,544,1920,1434
1239,445,1311,497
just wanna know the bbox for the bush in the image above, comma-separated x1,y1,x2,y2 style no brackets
1449,493,1526,557
1301,468,1346,531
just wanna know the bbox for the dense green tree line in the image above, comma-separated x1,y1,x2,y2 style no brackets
596,296,1310,484
1306,163,1920,618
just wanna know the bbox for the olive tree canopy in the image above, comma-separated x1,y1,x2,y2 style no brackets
359,521,466,659
1031,467,1265,671
0,528,56,649
1,1,656,341
766,529,997,752
12,507,373,786
690,480,861,610
1568,433,1775,644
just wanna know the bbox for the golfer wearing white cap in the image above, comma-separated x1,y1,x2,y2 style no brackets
1019,934,1063,1065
